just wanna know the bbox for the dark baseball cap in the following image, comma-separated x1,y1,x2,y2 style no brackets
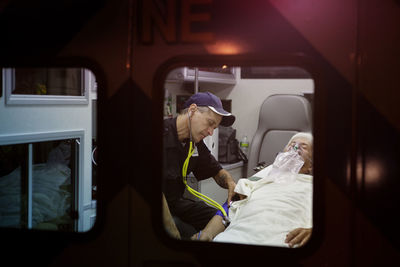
184,92,235,127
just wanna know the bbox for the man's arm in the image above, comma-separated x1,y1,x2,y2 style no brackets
162,193,181,239
213,169,236,205
191,215,226,241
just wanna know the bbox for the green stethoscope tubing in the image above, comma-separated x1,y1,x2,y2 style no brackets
182,140,228,218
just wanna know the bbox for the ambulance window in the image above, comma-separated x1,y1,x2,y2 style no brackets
240,66,312,79
0,68,98,233
162,65,314,248
0,139,79,231
3,68,90,105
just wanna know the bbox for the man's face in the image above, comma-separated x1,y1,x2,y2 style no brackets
189,106,222,143
284,136,313,174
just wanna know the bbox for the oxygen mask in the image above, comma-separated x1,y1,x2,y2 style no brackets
291,142,313,167
290,142,303,156
269,142,305,184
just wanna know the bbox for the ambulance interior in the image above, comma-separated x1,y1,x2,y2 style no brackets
163,65,314,246
0,68,97,232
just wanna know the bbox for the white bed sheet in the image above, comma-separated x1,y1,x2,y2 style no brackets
213,166,312,247
0,163,71,228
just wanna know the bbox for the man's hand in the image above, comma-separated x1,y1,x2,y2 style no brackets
226,179,236,205
238,193,247,200
214,169,236,205
191,230,213,241
285,228,312,248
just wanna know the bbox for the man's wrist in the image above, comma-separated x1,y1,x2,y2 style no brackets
199,230,213,241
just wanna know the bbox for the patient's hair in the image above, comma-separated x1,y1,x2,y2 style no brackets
288,132,313,147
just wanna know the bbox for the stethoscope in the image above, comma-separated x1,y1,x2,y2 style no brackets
182,111,231,227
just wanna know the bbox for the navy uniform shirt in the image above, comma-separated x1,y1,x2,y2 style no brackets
163,117,222,209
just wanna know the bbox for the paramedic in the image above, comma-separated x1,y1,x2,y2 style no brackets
192,132,313,248
163,92,237,238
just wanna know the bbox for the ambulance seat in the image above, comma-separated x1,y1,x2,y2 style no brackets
246,94,312,176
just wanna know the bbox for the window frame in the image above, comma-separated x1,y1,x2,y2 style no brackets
0,130,85,231
154,55,324,257
3,68,90,105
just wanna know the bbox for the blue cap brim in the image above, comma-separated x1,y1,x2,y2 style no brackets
208,106,235,126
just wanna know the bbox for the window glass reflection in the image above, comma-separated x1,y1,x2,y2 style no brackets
0,140,78,231
13,68,82,96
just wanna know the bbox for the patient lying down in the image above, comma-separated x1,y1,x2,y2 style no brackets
191,132,313,248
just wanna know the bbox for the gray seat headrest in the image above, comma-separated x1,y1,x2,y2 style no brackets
247,94,312,176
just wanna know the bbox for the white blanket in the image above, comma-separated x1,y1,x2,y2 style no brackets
213,166,313,247
0,163,71,228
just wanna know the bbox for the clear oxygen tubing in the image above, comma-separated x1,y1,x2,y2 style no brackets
182,112,228,218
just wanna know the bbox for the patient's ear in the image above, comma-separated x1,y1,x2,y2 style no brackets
307,164,313,174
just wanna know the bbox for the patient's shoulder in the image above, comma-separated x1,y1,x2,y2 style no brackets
297,174,313,183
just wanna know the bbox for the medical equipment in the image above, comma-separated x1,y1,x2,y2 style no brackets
269,145,305,184
293,143,299,152
215,201,231,227
197,230,202,240
222,216,231,227
182,140,228,219
292,141,313,166
253,161,268,172
274,144,305,174
182,112,229,221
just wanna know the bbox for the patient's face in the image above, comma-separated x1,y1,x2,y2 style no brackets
285,137,313,174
